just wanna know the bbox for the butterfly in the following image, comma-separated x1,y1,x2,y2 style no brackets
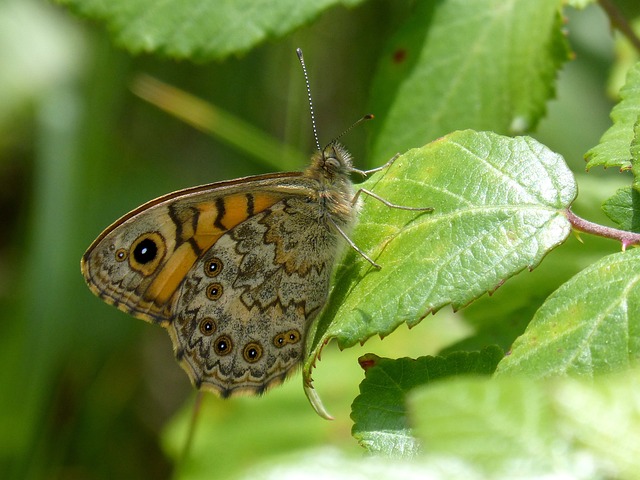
81,49,431,398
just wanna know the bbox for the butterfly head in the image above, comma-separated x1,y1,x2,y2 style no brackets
308,142,354,181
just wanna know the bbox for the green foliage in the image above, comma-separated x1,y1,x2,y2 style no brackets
496,247,640,377
4,0,640,479
586,60,640,170
304,131,577,399
350,347,503,458
408,372,640,478
368,0,570,163
55,0,366,61
602,186,640,231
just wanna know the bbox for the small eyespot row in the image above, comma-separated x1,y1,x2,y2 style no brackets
204,257,223,277
243,342,263,363
273,329,301,348
206,283,223,300
199,317,216,336
213,335,232,356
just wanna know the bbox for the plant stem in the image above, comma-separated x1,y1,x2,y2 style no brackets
566,208,640,249
598,0,640,54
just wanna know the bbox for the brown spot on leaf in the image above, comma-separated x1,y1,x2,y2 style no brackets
393,48,407,64
358,353,380,371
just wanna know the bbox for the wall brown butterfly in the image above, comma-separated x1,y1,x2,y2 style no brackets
81,49,431,398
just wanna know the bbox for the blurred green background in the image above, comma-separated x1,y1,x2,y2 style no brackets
0,0,630,478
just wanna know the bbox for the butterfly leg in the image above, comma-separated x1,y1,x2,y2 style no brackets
351,153,400,177
352,188,434,212
328,216,381,269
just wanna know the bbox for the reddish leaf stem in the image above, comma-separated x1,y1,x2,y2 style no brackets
566,208,640,249
598,0,640,54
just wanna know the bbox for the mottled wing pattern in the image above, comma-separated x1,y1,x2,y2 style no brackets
81,174,303,325
82,173,346,395
169,195,342,396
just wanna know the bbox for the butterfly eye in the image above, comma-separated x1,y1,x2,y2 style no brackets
204,258,223,277
243,342,263,363
206,283,223,300
128,232,166,276
325,157,340,171
115,248,127,262
213,335,233,356
199,318,216,336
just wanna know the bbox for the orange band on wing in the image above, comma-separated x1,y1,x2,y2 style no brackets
145,242,199,305
193,192,283,251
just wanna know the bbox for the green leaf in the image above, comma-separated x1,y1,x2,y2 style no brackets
368,0,570,164
234,447,479,480
441,227,621,355
408,372,640,478
350,347,503,458
602,186,640,232
586,60,640,170
304,130,577,414
495,248,640,378
565,0,596,8
56,0,365,61
410,377,560,473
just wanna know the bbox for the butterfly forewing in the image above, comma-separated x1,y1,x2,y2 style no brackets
82,173,305,323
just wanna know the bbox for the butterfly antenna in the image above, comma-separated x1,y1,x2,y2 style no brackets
331,114,374,145
296,48,322,152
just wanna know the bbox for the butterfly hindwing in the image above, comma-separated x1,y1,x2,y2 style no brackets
169,195,342,396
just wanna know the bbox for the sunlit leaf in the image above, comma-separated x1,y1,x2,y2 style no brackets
368,0,570,164
586,60,640,170
350,347,502,457
602,186,640,232
408,372,640,478
57,0,366,61
495,248,640,378
304,130,577,414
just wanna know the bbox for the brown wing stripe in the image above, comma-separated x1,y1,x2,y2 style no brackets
214,197,227,231
246,193,254,217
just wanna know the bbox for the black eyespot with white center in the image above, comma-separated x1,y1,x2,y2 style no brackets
115,248,127,262
243,342,262,363
206,283,223,300
204,257,222,277
288,330,300,343
214,335,232,356
128,232,166,276
133,238,157,264
199,318,216,336
274,333,286,347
